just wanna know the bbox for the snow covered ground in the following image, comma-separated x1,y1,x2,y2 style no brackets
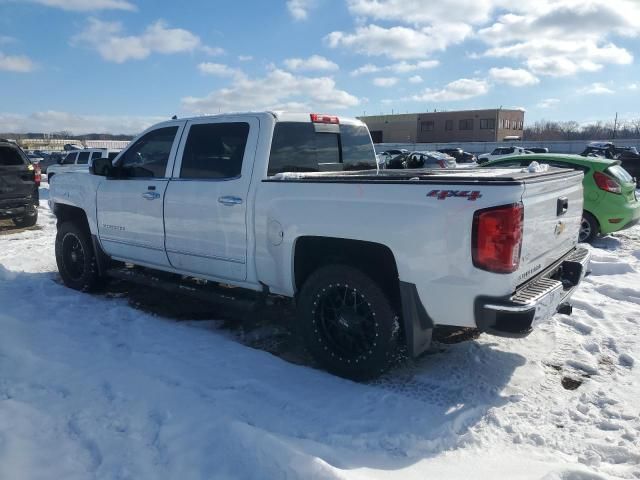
0,186,638,480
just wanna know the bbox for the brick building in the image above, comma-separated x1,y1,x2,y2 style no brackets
360,109,525,143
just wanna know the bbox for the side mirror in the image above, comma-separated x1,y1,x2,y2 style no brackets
90,157,114,177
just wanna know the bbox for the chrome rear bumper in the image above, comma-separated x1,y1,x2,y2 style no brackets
475,247,591,337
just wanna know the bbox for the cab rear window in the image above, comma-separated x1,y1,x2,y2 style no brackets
0,146,27,166
606,165,634,183
267,122,375,176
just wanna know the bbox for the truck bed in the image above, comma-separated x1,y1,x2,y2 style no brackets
265,167,583,185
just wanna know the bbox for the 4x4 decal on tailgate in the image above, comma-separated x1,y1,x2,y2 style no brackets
427,190,483,201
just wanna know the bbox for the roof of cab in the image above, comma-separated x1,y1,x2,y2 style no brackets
151,111,365,127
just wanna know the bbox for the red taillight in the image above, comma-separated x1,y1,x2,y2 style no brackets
472,203,523,274
34,164,41,187
437,160,446,168
593,171,621,194
310,113,339,124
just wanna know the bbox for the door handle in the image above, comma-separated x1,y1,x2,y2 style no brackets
142,191,161,200
218,196,243,206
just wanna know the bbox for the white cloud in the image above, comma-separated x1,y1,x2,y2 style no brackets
197,62,245,79
0,111,164,135
283,55,338,72
28,0,136,11
182,68,359,113
350,60,439,76
411,78,489,102
479,1,639,76
287,0,316,20
346,0,500,25
238,55,253,62
488,67,539,86
628,83,639,91
72,18,212,63
326,24,470,60
537,98,560,108
408,75,423,83
0,52,35,72
372,77,398,87
578,82,615,95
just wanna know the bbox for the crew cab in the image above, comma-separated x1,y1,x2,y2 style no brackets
47,148,120,182
49,112,590,379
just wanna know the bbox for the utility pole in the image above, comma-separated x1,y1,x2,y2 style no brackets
613,112,618,139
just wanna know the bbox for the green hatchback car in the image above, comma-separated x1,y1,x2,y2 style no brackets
482,154,640,242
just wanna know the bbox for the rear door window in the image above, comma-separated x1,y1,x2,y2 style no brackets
77,151,90,164
91,151,104,161
180,122,250,179
0,146,26,166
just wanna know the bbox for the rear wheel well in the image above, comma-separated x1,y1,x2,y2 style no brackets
54,204,89,232
293,236,400,308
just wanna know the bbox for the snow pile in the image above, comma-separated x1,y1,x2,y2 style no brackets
0,187,638,479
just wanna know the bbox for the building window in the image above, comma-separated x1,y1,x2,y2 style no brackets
459,119,474,131
480,118,496,129
420,121,435,132
504,119,510,129
445,120,453,131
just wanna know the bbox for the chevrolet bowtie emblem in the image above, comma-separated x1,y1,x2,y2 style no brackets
555,222,566,236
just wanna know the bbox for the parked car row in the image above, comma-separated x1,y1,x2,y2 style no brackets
47,148,121,181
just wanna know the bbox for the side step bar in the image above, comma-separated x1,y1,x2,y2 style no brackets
105,266,265,312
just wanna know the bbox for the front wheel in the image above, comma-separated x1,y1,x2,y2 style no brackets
579,212,599,243
55,221,103,291
297,265,400,380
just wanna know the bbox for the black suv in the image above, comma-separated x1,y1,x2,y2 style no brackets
0,139,39,228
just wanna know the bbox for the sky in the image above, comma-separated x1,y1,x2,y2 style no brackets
0,0,639,134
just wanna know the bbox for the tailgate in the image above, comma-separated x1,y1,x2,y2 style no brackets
0,165,35,200
517,170,583,285
0,146,34,201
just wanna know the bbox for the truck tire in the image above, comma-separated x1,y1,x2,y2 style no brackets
55,221,103,292
297,264,400,380
13,210,38,228
579,211,599,243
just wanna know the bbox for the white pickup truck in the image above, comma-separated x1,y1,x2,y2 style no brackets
49,112,590,379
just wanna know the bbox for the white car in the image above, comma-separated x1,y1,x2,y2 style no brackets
47,149,120,182
49,112,590,379
478,146,530,164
